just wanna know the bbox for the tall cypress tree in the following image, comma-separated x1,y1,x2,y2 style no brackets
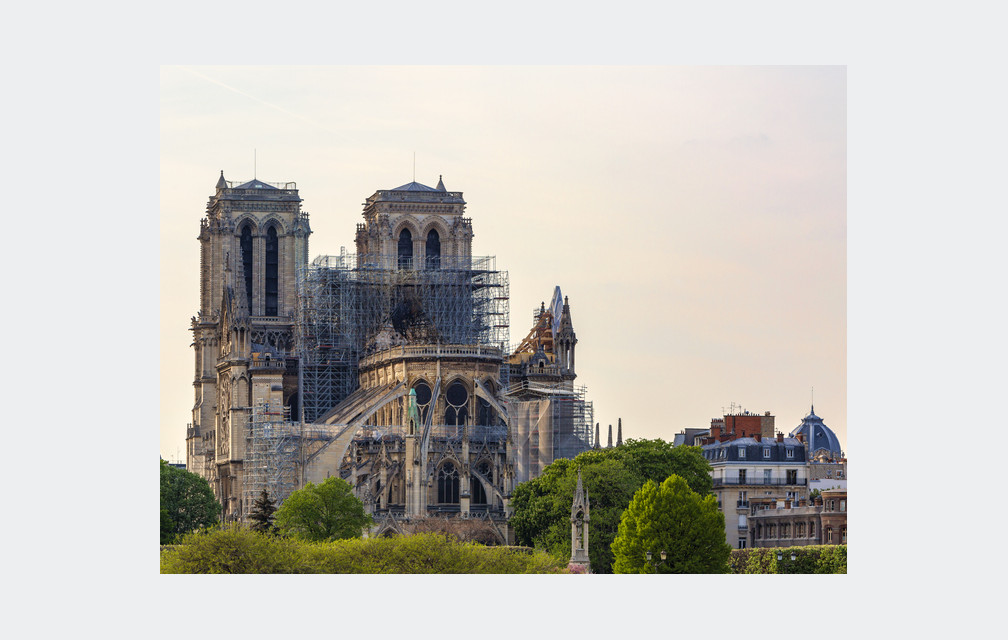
248,489,277,534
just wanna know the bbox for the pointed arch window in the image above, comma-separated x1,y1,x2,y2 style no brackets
444,381,469,434
425,229,441,270
265,225,279,316
412,380,432,426
398,228,413,270
240,224,253,311
437,462,459,504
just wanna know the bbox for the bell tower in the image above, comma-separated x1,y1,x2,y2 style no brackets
187,171,311,521
355,176,472,270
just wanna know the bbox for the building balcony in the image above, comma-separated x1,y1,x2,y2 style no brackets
713,477,807,488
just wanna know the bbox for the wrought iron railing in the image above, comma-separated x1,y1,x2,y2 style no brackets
713,477,807,487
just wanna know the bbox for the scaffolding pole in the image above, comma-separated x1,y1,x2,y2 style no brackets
242,399,301,516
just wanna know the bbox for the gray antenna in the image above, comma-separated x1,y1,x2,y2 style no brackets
254,148,257,179
413,152,415,182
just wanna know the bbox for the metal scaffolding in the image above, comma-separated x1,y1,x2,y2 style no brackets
552,385,594,460
242,399,301,514
295,253,510,423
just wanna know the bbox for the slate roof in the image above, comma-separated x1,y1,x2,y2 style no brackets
788,406,844,458
701,436,807,463
392,181,441,192
367,176,465,205
234,178,279,190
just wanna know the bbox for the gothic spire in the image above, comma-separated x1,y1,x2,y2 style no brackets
571,467,588,515
616,418,623,446
594,422,600,449
607,424,613,448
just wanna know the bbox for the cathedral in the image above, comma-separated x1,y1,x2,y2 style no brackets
187,173,593,542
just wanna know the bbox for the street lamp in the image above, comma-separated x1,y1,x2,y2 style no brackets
776,550,798,572
645,550,668,572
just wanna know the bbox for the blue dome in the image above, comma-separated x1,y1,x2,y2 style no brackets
789,406,844,460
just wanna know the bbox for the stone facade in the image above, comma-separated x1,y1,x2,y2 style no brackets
187,174,592,535
187,174,310,521
702,429,809,550
748,489,847,547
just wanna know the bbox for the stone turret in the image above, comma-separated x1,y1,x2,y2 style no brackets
554,295,578,380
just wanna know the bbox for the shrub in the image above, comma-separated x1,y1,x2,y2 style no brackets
160,528,569,574
728,545,846,574
160,525,305,574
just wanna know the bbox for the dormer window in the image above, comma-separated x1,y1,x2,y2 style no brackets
738,447,746,458
786,448,795,459
763,447,771,458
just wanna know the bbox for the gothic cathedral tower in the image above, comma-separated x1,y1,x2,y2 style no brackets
354,176,472,270
187,172,310,521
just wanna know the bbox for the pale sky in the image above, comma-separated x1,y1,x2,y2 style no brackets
160,66,846,462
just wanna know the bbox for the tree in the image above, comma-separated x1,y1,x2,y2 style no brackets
248,489,277,534
160,458,220,544
510,438,713,573
274,477,372,542
618,439,713,497
611,474,731,574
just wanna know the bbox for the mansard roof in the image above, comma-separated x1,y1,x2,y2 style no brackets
701,436,807,463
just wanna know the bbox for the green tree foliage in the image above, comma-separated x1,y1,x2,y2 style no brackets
248,489,277,534
611,474,731,574
274,477,371,542
160,527,567,574
510,438,712,573
618,439,713,496
160,458,220,544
